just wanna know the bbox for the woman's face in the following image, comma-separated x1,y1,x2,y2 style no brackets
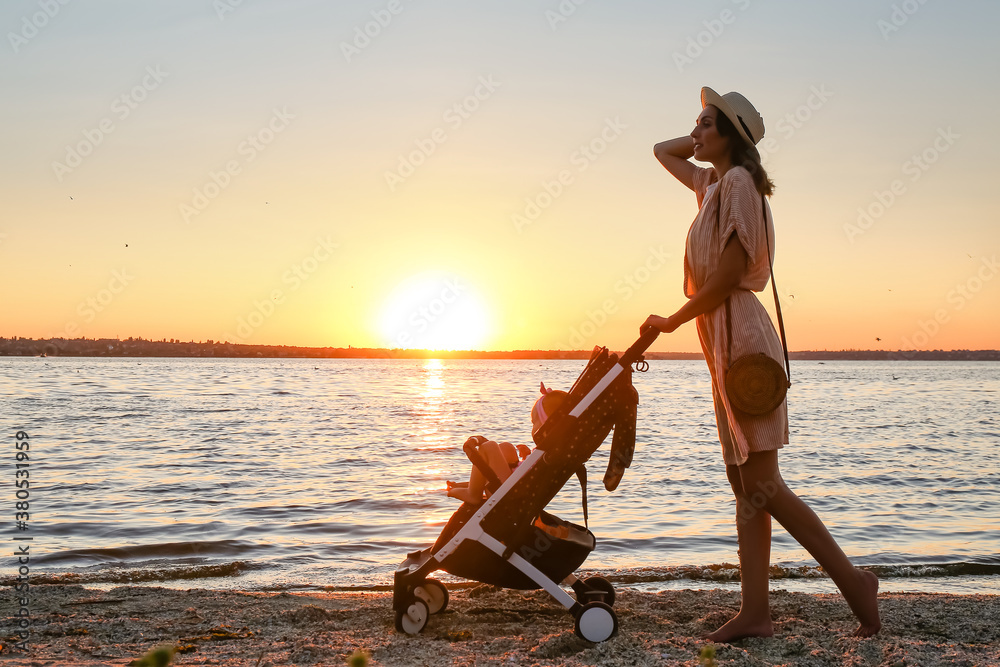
691,105,729,163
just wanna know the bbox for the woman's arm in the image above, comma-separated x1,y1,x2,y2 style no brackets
653,136,697,191
642,233,747,334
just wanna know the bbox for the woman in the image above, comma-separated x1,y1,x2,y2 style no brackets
641,87,880,641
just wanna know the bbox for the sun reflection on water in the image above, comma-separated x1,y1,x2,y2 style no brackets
414,359,451,452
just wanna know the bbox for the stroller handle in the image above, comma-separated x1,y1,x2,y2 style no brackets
620,326,660,368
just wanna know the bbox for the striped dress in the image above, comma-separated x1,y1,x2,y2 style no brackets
684,165,789,466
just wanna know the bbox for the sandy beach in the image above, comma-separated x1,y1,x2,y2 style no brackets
2,583,997,666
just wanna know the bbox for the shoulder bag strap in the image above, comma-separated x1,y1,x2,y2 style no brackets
762,195,792,386
715,187,791,385
714,187,735,368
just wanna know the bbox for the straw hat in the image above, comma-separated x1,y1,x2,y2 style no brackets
701,87,765,147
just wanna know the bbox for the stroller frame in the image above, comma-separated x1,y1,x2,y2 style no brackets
393,329,658,642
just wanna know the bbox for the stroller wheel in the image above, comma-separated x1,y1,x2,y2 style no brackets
394,599,429,635
582,576,616,607
414,578,449,614
574,602,618,643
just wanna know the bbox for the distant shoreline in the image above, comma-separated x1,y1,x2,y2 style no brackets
2,337,998,361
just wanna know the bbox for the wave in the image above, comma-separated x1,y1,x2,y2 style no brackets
34,539,261,566
10,557,999,591
598,560,1000,584
0,560,253,586
302,558,1000,592
866,560,1000,579
303,559,1000,592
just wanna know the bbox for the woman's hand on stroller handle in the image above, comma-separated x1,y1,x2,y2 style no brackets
641,315,677,335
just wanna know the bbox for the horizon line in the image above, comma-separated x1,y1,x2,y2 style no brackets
3,336,998,357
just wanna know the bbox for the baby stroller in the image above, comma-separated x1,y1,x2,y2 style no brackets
392,329,659,642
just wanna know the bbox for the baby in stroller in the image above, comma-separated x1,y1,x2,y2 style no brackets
447,384,568,505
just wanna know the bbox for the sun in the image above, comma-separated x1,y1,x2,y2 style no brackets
378,272,491,350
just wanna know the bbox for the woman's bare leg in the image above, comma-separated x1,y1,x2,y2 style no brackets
705,464,775,642
738,451,881,637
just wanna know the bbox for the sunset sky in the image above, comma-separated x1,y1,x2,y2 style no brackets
3,0,998,353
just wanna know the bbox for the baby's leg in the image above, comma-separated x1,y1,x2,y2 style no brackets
496,441,519,467
482,441,516,491
448,441,509,504
448,462,485,504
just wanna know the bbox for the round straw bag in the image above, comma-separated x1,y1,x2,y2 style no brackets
717,191,791,416
725,352,787,415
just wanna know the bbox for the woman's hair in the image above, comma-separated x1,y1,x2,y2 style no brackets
712,106,775,197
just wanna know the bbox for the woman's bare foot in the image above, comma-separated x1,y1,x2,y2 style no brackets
850,568,881,637
704,612,773,643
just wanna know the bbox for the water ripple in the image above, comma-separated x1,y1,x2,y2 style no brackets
1,357,996,591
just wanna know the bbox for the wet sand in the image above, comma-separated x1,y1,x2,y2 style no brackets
2,584,997,666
